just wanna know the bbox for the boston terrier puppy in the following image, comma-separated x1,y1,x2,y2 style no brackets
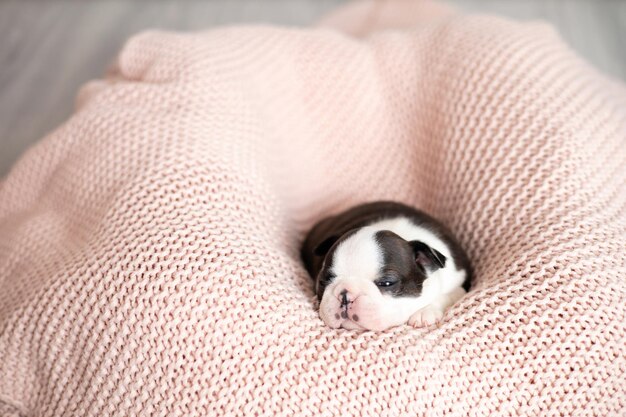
301,201,471,331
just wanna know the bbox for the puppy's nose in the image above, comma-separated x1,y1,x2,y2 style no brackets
340,289,349,307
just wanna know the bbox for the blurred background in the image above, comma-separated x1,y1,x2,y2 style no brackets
0,0,624,177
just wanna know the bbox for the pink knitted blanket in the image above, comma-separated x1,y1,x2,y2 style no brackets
1,1,625,415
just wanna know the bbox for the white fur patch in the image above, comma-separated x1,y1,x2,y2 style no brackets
330,226,382,282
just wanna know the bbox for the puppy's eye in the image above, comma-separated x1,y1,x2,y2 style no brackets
375,277,398,287
320,273,335,283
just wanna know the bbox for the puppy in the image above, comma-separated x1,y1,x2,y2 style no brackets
301,201,471,331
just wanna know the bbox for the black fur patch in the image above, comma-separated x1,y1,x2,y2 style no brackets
311,229,357,301
374,230,426,297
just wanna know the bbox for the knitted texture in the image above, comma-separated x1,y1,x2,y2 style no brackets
1,1,625,416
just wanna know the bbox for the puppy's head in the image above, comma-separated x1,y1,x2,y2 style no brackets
313,227,446,331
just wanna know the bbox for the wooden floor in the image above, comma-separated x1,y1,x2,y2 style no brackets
1,0,624,177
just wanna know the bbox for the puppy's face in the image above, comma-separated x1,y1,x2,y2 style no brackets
314,227,446,331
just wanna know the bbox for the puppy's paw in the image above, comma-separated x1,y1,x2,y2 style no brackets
408,306,444,328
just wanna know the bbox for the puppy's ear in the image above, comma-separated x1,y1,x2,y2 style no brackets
314,235,339,256
409,241,446,271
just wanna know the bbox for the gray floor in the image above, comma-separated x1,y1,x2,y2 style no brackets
0,0,624,177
